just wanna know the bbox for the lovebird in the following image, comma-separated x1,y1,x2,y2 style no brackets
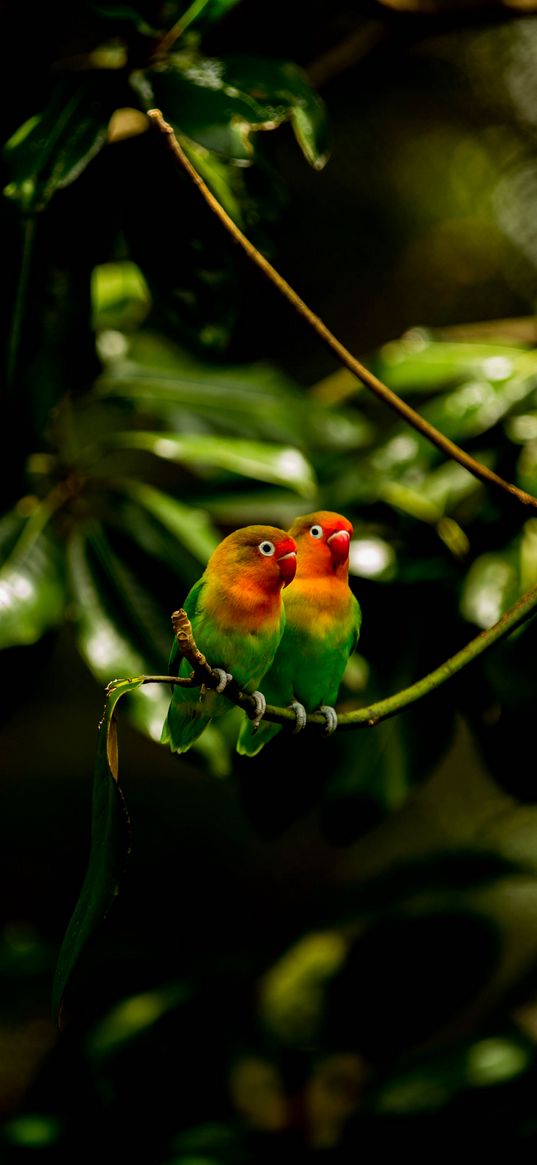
236,511,361,756
161,525,298,753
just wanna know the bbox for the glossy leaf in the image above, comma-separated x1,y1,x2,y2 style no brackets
133,59,277,162
110,430,317,494
3,77,113,212
221,55,329,169
460,552,520,629
96,339,371,448
135,52,328,168
67,527,170,740
0,509,66,649
113,480,219,563
178,137,244,224
422,368,537,443
52,677,139,1024
373,332,534,394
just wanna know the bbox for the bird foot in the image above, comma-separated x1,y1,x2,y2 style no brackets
212,668,233,693
250,690,266,731
319,705,338,736
290,701,307,734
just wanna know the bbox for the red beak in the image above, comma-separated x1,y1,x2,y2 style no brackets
327,529,351,565
277,541,297,587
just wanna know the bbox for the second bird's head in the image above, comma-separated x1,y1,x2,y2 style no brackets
288,511,353,576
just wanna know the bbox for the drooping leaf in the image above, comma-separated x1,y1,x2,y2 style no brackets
132,58,276,162
220,55,329,169
133,51,328,168
91,261,151,332
52,677,140,1024
460,551,520,630
3,76,116,212
373,332,534,395
96,338,371,448
67,526,170,740
0,508,66,649
112,480,219,563
109,430,317,495
178,136,244,223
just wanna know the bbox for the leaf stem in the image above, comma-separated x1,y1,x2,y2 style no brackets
154,0,213,58
147,108,537,514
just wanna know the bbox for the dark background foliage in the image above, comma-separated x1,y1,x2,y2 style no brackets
3,0,537,1159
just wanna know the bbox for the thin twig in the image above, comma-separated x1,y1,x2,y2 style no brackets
147,108,537,514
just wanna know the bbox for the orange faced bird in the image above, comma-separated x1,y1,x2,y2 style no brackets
236,511,361,756
161,526,297,753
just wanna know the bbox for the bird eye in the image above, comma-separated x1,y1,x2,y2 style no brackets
309,525,323,539
258,540,276,556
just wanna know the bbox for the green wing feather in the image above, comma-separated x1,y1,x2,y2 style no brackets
162,576,287,754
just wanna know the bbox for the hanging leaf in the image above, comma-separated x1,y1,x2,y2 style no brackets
67,527,170,740
133,51,328,168
373,333,533,395
0,507,66,649
220,55,329,170
109,430,317,494
3,75,116,212
52,677,140,1025
97,346,371,448
112,480,219,563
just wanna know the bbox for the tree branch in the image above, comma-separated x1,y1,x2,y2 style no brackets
140,586,537,736
147,108,537,515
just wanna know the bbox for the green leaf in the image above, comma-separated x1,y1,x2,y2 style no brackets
0,508,66,649
113,480,219,563
178,136,244,224
96,339,371,448
110,430,317,494
460,552,520,630
3,77,113,212
373,332,534,394
67,527,170,740
91,261,151,332
133,59,276,162
134,52,328,168
52,677,139,1024
221,55,329,169
422,369,537,444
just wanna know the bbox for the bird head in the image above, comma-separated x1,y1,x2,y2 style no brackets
288,511,354,578
211,526,298,591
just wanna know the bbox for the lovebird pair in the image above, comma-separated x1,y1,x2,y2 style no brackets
160,512,361,757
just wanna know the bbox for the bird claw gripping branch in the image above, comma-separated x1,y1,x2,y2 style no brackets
319,705,338,736
290,701,308,734
249,691,267,732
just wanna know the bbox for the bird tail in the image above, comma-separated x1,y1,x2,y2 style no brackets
161,701,212,753
236,717,281,757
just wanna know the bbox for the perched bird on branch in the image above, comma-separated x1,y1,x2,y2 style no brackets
236,511,361,756
161,525,297,753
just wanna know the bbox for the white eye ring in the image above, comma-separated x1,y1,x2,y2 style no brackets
258,540,276,556
310,525,323,539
